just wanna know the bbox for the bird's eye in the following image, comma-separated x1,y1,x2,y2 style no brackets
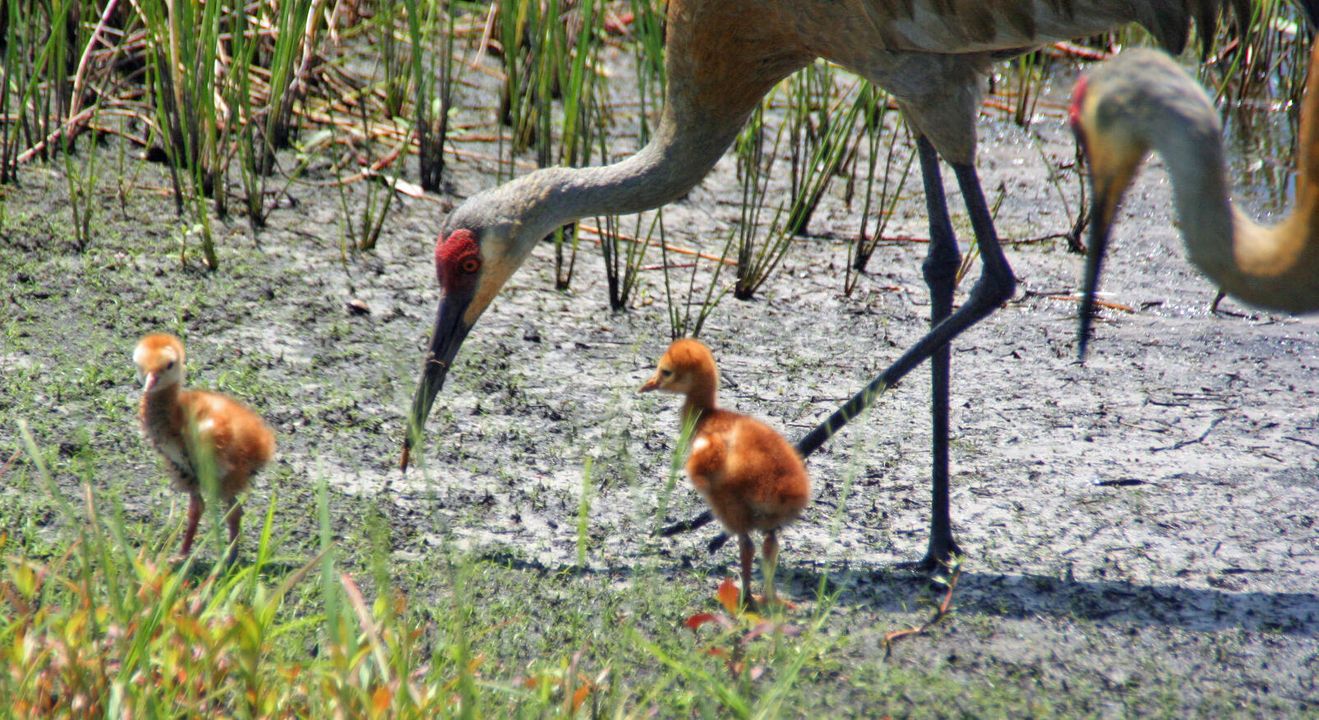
461,257,480,273
166,361,175,370
660,369,673,378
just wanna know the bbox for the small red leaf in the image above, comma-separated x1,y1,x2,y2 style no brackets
571,684,592,711
685,613,720,631
604,11,635,34
371,685,392,712
716,578,740,614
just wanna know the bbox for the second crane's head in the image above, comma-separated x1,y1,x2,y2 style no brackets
1067,49,1219,360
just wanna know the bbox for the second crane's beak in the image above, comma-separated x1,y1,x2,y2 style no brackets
403,290,473,471
1076,155,1139,363
1077,190,1113,364
1071,99,1142,364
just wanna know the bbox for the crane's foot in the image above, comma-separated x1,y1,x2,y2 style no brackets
897,537,964,575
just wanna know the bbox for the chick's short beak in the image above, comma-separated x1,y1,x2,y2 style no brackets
638,372,661,394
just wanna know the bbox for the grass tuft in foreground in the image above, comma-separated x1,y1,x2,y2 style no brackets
0,422,849,717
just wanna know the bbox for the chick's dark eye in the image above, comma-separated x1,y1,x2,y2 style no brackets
166,361,175,370
461,257,480,273
660,369,673,378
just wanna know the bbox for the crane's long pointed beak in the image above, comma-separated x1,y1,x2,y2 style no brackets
403,293,473,471
1077,188,1117,363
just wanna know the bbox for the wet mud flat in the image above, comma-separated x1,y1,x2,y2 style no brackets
2,61,1317,714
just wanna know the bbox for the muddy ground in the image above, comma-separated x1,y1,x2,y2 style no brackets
2,56,1317,715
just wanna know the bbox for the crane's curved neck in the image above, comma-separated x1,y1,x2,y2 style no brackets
1157,108,1319,313
482,114,745,255
1156,124,1237,278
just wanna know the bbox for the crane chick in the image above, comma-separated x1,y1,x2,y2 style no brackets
641,338,809,609
134,333,275,565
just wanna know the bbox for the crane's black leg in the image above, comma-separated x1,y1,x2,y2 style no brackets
948,160,1016,334
791,156,1015,570
913,135,963,571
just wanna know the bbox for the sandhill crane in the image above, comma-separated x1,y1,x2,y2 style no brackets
640,338,811,609
404,0,1311,570
1073,46,1319,357
135,334,276,564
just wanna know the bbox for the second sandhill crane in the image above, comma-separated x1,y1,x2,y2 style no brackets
1072,46,1319,356
640,339,810,609
406,0,1317,570
134,333,275,565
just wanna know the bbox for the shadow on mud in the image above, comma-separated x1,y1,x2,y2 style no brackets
469,547,1318,637
793,566,1319,637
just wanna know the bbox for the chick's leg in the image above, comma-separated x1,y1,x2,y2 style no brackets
179,492,203,557
224,496,243,565
739,533,756,611
761,530,780,606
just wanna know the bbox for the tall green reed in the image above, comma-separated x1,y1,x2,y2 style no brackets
628,0,666,146
1,0,83,181
60,105,98,249
555,0,605,289
662,221,735,339
260,0,319,172
598,211,653,310
845,87,915,296
731,101,787,301
404,0,457,192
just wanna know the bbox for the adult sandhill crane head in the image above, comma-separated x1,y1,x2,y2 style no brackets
403,211,527,467
1071,45,1319,358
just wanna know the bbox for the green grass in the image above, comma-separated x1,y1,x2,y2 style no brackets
844,86,915,296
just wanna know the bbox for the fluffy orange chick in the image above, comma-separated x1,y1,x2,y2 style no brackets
641,338,809,609
133,333,275,564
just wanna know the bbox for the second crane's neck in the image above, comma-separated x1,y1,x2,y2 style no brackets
1159,104,1319,313
1220,201,1319,313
